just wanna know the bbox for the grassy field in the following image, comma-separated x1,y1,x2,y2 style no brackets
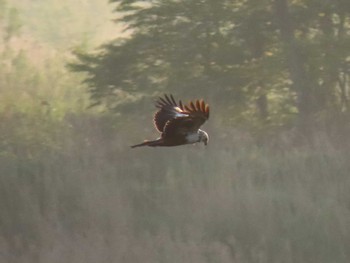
1,1,350,262
1,113,350,263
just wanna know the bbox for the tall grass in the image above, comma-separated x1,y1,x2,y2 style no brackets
1,112,350,263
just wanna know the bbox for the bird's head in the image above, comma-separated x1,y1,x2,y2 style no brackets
198,130,209,146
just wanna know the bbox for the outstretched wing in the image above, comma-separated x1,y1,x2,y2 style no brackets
182,98,209,131
153,94,188,132
162,99,210,138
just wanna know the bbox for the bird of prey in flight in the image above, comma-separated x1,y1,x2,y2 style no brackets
131,94,210,148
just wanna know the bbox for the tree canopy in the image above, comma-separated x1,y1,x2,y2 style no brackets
71,0,350,135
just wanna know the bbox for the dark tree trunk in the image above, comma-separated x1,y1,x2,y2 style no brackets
256,92,269,120
274,0,313,135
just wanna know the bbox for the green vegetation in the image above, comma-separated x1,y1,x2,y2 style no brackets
73,0,350,136
1,0,350,262
1,123,350,262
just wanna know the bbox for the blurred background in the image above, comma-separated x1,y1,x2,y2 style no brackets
1,0,350,262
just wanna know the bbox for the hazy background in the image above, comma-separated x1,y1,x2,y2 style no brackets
1,0,350,262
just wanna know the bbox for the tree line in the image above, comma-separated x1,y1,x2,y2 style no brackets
71,0,350,137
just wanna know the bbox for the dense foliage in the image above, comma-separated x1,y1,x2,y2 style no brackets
72,0,350,135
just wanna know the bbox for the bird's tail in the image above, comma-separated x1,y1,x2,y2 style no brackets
130,139,162,148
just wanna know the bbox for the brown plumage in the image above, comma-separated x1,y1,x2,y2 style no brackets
131,94,210,148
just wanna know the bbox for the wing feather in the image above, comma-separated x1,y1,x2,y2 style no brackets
153,94,187,132
179,100,184,110
158,96,168,106
180,99,210,131
162,117,196,139
165,94,172,104
205,104,210,118
200,100,205,112
170,94,177,105
196,100,201,111
190,101,196,111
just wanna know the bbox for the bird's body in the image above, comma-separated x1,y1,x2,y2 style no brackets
131,94,210,148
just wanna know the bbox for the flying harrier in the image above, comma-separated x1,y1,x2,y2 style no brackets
131,94,210,148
